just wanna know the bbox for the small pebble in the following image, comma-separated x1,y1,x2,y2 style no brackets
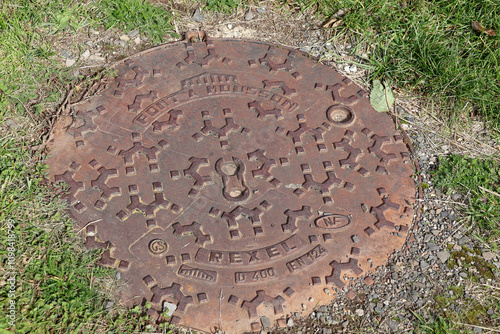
128,30,139,37
192,8,205,22
134,36,141,45
260,316,271,328
89,54,105,61
256,6,267,13
119,34,130,41
355,309,364,316
482,251,496,261
227,23,233,29
244,10,255,21
287,318,294,327
61,50,71,59
420,260,430,270
163,301,177,317
65,58,76,67
81,50,90,60
437,251,450,263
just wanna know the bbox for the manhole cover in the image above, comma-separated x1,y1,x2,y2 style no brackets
47,32,415,333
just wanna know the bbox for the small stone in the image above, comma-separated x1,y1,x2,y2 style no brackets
134,36,141,45
81,50,90,60
227,23,233,29
104,301,114,309
192,8,205,23
61,50,71,58
260,316,271,328
163,301,177,317
350,65,357,72
256,6,267,13
115,271,122,280
120,34,130,41
437,251,450,263
355,309,364,316
323,288,330,294
388,320,399,331
420,260,430,270
318,305,328,312
287,318,294,327
128,30,139,37
308,297,314,302
244,10,255,21
119,41,126,47
65,58,76,67
89,55,105,61
482,251,496,261
351,235,360,243
90,28,99,35
427,242,440,251
474,327,483,333
487,308,494,315
459,272,468,278
413,282,426,289
452,193,462,201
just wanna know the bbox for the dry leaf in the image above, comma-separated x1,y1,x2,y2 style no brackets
323,18,343,28
471,21,496,36
484,28,496,36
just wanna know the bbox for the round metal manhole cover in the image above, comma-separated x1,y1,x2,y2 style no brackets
47,33,415,333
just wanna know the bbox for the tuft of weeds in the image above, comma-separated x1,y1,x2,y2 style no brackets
414,313,462,334
284,0,500,127
0,0,176,119
195,0,245,13
100,0,178,44
432,154,500,243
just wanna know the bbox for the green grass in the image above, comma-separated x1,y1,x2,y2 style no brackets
0,0,176,118
432,154,500,243
199,0,245,13
414,314,462,334
101,0,178,44
285,0,500,128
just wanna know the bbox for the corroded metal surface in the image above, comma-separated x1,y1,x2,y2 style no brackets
47,34,415,333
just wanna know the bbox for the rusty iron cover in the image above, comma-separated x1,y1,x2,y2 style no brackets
47,33,415,333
